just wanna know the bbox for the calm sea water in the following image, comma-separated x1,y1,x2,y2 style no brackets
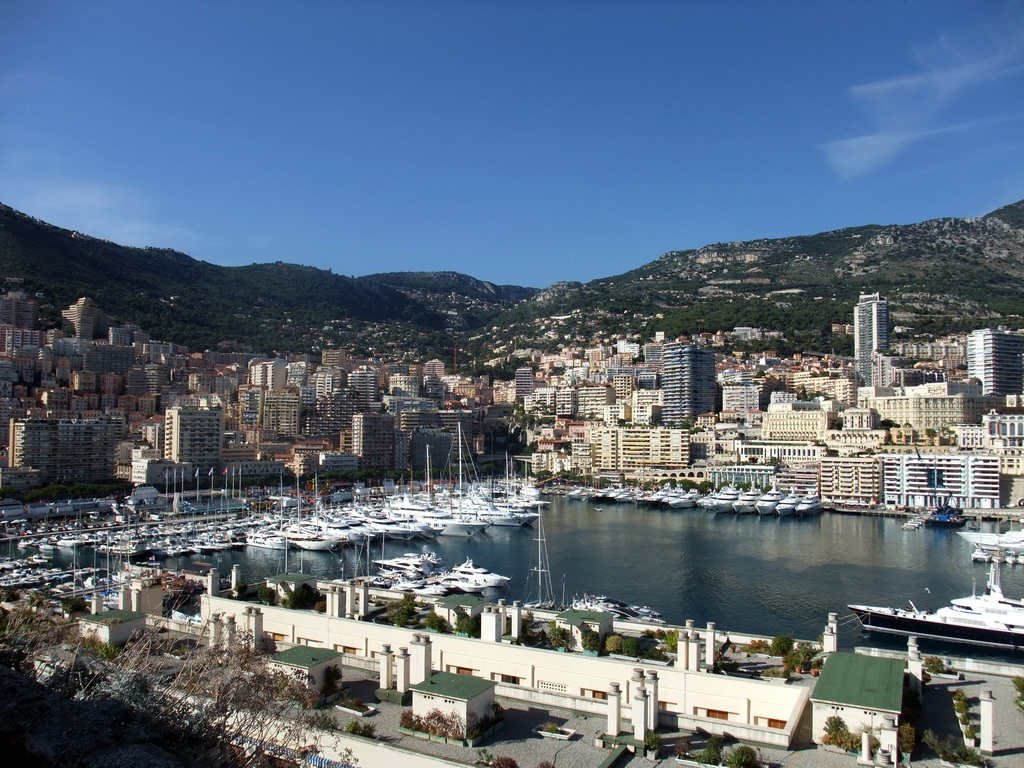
47,496,1024,658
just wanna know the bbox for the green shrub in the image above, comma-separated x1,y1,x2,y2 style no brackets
344,719,376,738
725,744,759,768
603,633,622,654
256,585,275,605
620,636,639,657
455,612,475,635
695,734,724,765
644,729,662,752
663,629,678,653
424,612,448,632
769,634,794,656
581,630,600,652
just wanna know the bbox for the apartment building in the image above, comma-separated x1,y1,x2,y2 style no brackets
262,387,302,438
10,417,123,484
589,426,689,478
164,406,224,474
818,456,882,508
880,452,1001,509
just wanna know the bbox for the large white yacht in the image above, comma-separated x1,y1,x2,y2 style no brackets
850,563,1024,649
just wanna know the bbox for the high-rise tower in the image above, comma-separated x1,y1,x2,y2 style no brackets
661,343,716,427
854,292,889,384
968,328,1024,396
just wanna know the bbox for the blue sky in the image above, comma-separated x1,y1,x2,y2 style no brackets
2,1,1024,289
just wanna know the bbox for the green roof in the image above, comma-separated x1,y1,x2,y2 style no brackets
811,652,903,713
269,572,315,584
556,609,615,625
271,646,342,669
79,609,146,625
435,594,490,609
410,671,495,701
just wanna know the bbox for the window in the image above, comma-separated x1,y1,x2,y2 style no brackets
340,645,359,655
767,718,787,729
449,666,475,676
582,688,608,700
706,709,731,721
495,673,522,685
268,632,285,642
538,680,567,693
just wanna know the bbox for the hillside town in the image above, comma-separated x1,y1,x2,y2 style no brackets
2,288,1024,516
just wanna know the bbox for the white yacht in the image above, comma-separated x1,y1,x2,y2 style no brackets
850,563,1024,649
448,558,511,588
246,532,288,550
732,489,761,515
775,493,801,517
755,487,785,516
794,495,823,516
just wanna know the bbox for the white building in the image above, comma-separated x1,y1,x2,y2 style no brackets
880,452,1001,509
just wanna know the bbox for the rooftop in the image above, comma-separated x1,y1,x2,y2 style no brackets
410,671,495,701
434,594,491,609
268,572,316,584
556,609,615,625
271,646,342,669
79,609,146,625
810,652,903,713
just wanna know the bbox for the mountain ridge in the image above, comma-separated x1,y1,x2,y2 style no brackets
3,198,1024,357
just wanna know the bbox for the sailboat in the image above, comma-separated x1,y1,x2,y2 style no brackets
523,509,558,609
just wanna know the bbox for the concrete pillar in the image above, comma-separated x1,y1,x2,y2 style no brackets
823,612,839,653
481,606,502,643
248,606,264,650
380,644,394,689
497,599,507,635
645,670,659,728
631,667,645,699
91,591,103,614
344,582,357,617
873,748,890,767
861,729,872,764
705,622,716,668
685,619,694,632
607,682,622,737
356,583,370,619
409,633,432,684
224,614,236,650
980,689,995,755
679,631,690,671
395,647,411,693
119,582,131,611
907,642,924,696
230,564,242,593
880,714,898,763
687,631,701,671
632,687,649,742
206,567,220,597
510,600,523,639
210,613,223,648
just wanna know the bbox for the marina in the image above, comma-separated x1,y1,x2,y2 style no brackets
6,491,1024,656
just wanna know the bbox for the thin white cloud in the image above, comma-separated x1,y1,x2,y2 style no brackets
2,175,205,253
823,5,1024,178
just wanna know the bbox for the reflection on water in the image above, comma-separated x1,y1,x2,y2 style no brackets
40,496,1024,658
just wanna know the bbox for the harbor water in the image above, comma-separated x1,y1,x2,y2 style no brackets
37,495,1024,658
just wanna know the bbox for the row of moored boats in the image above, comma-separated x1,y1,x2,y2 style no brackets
566,485,824,516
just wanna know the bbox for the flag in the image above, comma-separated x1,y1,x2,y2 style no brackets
208,467,214,476
194,468,199,479
223,467,228,475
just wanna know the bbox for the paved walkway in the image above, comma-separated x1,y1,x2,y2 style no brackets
326,664,1024,767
